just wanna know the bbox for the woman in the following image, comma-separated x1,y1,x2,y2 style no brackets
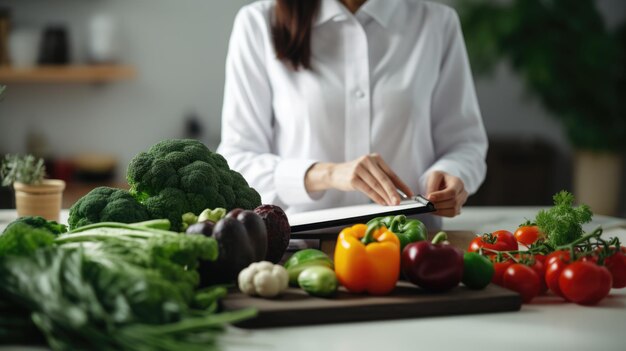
217,0,488,228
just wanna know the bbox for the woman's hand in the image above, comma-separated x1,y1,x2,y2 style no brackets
426,171,468,217
305,154,414,206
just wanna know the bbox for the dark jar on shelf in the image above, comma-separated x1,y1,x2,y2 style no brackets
38,25,70,65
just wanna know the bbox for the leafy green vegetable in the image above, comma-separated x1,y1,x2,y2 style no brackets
0,222,55,257
0,300,46,346
535,191,593,247
0,221,255,350
3,216,67,236
68,187,151,229
126,139,262,231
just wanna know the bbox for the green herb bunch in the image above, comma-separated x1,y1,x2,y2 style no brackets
536,191,593,247
1,154,47,186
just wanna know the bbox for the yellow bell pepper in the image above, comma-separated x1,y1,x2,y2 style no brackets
334,222,400,295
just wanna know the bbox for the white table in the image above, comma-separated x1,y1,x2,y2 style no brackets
2,208,626,351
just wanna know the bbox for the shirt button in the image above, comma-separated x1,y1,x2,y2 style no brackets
355,89,365,99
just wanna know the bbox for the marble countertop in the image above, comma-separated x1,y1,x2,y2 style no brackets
1,207,625,351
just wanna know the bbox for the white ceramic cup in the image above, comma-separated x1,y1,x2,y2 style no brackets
8,28,41,68
88,14,118,63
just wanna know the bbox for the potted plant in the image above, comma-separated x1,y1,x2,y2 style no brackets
458,0,625,215
1,154,66,221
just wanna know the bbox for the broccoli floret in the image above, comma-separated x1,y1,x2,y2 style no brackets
0,222,55,257
2,216,67,236
68,187,151,230
126,139,261,231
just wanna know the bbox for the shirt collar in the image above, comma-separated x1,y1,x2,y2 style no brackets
314,0,402,28
314,0,347,26
360,0,399,28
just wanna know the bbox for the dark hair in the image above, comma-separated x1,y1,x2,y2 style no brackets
272,0,321,70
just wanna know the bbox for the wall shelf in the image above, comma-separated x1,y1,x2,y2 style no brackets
0,65,137,83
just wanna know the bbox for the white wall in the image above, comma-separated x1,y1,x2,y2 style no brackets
0,0,251,176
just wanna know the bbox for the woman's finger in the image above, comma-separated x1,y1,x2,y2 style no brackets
372,155,414,198
433,189,468,217
428,175,463,202
351,176,387,205
353,162,393,205
363,155,400,205
432,198,456,210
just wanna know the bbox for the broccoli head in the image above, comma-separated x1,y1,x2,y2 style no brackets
0,222,56,257
68,187,151,230
126,139,261,231
3,216,67,236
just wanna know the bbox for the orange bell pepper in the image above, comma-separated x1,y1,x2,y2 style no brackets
334,222,400,295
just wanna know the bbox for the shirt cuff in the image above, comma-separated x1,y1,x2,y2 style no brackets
274,159,325,206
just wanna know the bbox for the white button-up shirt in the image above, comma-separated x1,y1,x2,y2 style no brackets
218,0,488,218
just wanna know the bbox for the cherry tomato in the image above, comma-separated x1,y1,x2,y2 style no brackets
545,259,569,298
604,247,626,288
502,263,541,303
559,261,612,305
545,250,575,298
546,250,571,267
534,254,546,265
491,260,513,286
468,230,518,254
529,259,547,294
514,225,541,246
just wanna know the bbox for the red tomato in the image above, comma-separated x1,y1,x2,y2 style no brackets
534,254,546,265
502,263,541,303
546,250,571,267
492,260,513,286
545,259,569,298
529,259,547,294
514,225,541,246
605,247,626,289
468,230,518,254
559,261,612,305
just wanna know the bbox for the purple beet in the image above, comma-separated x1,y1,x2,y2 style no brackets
254,204,291,263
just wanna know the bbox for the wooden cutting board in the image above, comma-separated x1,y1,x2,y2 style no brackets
222,282,521,328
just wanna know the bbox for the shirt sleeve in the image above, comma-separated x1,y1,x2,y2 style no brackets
419,8,488,195
217,6,322,207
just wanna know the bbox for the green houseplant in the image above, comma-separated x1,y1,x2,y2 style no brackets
1,154,65,221
458,0,625,215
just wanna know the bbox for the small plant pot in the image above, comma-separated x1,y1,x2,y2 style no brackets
13,179,66,221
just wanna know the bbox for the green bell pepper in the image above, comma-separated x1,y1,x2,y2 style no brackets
462,252,495,290
367,215,427,250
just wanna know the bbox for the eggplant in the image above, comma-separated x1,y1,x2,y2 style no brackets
187,210,267,286
225,209,267,261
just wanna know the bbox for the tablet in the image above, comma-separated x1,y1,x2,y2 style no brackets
289,195,436,233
